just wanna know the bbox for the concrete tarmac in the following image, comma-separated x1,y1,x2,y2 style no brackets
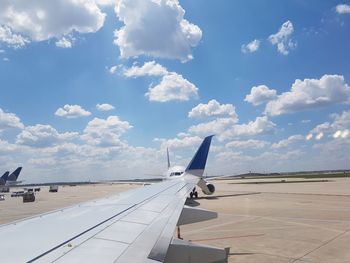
182,178,350,263
1,178,350,262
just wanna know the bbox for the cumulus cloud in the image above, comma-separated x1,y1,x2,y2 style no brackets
0,0,105,47
0,25,28,48
310,111,350,139
306,133,313,140
154,135,202,150
336,4,350,14
188,100,238,119
93,0,115,6
16,124,78,147
55,104,91,118
225,116,276,139
145,72,198,102
0,108,24,130
265,75,350,116
109,65,118,74
123,62,198,103
55,37,72,48
333,129,349,138
268,20,296,55
81,116,132,147
189,116,275,141
241,39,260,53
245,85,277,106
226,139,269,149
114,0,202,62
96,103,115,111
124,61,168,77
189,118,236,139
271,135,304,149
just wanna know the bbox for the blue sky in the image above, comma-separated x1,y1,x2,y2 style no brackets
0,0,349,183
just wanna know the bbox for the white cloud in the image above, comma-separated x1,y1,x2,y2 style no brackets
265,75,350,116
0,108,24,130
0,25,28,48
189,116,275,141
224,116,276,139
315,132,324,140
301,119,311,124
268,20,296,55
16,124,78,147
336,4,350,14
114,0,202,62
145,72,198,102
333,129,349,138
55,104,91,118
124,61,168,77
81,116,132,147
109,65,118,74
55,37,72,48
188,118,235,138
0,0,105,47
96,103,115,111
245,85,277,106
188,100,238,119
310,111,350,139
226,139,269,149
271,135,304,149
241,39,260,53
93,0,115,6
123,62,198,103
306,133,313,140
154,135,202,150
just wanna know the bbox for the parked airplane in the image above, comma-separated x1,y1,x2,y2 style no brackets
0,171,9,185
0,135,229,262
5,167,22,185
166,146,216,198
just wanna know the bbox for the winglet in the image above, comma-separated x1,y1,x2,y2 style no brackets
185,135,214,177
167,148,171,169
8,167,22,181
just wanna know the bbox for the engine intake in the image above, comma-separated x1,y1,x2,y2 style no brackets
202,183,215,195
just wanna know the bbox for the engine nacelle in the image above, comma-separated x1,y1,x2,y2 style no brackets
202,183,215,195
197,179,216,196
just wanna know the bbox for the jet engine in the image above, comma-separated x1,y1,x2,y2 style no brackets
197,179,216,196
202,183,215,195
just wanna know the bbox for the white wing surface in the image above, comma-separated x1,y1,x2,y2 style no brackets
0,136,228,263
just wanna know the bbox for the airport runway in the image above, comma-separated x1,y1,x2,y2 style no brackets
1,178,350,262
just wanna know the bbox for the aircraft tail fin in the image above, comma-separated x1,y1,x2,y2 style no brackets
167,148,171,169
0,171,9,184
8,167,22,181
185,135,214,177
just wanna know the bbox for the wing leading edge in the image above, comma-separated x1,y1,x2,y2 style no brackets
0,136,228,262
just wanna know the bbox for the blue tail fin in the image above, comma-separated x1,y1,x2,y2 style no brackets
8,167,22,181
0,171,9,184
185,135,214,177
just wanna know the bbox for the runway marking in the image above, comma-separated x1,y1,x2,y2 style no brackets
289,228,350,263
261,216,347,233
189,233,265,242
184,216,260,234
246,191,350,197
218,213,350,231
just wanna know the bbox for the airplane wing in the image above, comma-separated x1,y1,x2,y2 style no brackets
0,136,228,263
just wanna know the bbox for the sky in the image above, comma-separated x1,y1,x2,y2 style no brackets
0,0,349,183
